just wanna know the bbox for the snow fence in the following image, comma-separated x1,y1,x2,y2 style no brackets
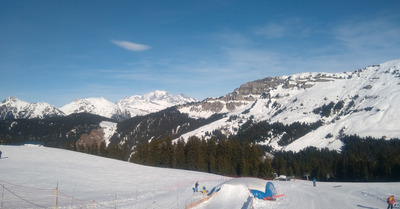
0,178,225,209
0,181,96,209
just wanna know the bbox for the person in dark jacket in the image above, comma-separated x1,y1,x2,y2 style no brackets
192,181,199,192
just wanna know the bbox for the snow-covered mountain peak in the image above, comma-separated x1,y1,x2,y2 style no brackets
148,90,168,98
60,97,129,121
3,96,21,103
1,91,196,121
121,90,195,103
56,91,197,120
0,96,65,119
117,90,197,117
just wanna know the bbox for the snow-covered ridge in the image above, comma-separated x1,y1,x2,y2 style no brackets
117,90,196,117
0,96,65,119
1,90,197,120
176,59,400,151
60,97,130,121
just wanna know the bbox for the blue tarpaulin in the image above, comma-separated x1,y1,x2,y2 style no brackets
250,182,277,200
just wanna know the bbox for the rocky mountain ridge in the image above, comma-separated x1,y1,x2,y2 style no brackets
175,60,400,151
0,96,65,119
0,90,196,121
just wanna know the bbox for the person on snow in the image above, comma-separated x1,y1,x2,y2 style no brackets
0,150,2,158
387,195,397,209
193,181,199,192
313,178,316,187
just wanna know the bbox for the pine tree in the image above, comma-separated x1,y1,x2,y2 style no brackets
174,138,185,169
206,137,218,173
184,136,205,170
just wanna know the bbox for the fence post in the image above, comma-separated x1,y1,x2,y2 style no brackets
114,194,117,209
54,182,58,209
1,184,4,209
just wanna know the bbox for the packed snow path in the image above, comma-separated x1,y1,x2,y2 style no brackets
0,145,399,209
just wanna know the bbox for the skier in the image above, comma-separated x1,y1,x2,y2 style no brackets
387,195,397,209
313,178,316,187
193,181,199,192
0,150,2,158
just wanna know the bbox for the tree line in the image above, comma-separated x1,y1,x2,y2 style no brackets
131,136,273,178
273,135,400,182
127,135,400,182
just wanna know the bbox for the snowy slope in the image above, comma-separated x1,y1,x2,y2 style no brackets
177,59,400,151
0,96,65,119
100,121,117,146
0,145,398,209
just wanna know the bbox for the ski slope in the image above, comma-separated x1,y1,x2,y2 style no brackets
0,145,399,209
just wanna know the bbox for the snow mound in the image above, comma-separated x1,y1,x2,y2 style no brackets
202,184,250,209
193,178,274,209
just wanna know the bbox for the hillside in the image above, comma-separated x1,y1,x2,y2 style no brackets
0,145,398,209
0,113,113,147
176,59,400,151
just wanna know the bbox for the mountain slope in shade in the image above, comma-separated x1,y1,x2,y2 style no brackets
176,59,400,151
0,96,65,119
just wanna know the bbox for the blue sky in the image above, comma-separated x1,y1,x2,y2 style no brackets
1,0,400,107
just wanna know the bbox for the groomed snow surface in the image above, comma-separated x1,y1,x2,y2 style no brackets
0,145,399,209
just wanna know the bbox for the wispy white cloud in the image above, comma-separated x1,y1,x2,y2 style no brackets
329,14,400,67
253,18,307,39
333,17,400,51
111,40,151,51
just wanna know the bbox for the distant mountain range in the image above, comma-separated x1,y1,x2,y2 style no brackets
0,90,197,121
1,59,399,153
